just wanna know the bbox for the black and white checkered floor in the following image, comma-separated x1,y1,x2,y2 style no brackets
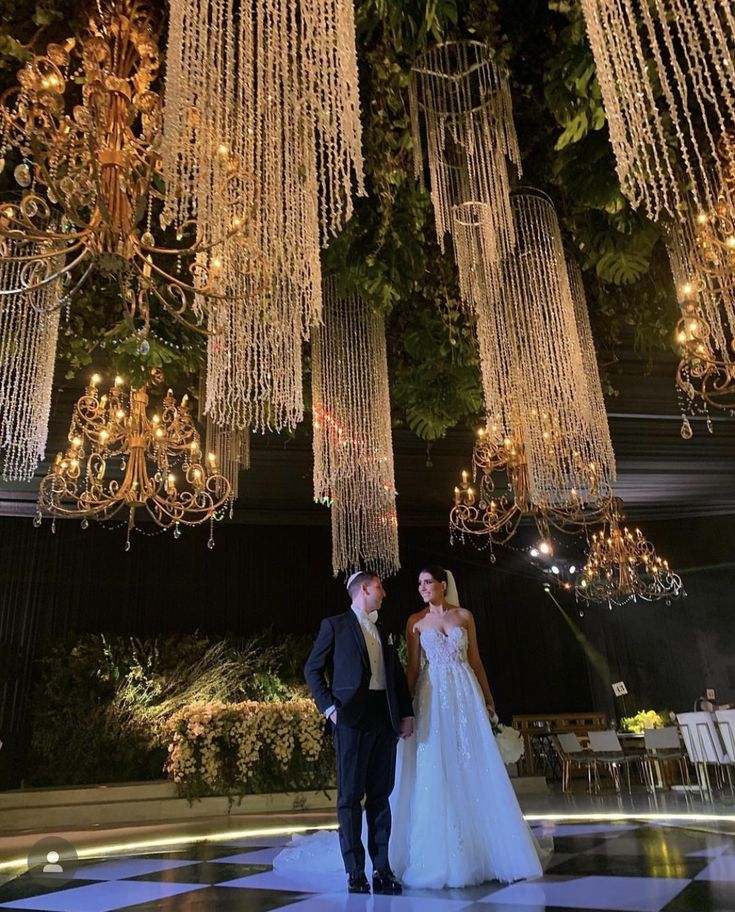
1,821,735,911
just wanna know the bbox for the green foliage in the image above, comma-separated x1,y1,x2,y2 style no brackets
27,633,301,786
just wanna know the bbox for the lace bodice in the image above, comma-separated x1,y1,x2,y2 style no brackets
419,626,468,667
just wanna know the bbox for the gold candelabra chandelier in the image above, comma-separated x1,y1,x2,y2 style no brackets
0,0,250,337
668,133,735,417
449,425,613,556
36,373,231,549
575,499,684,607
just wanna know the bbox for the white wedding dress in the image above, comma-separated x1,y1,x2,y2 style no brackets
274,626,544,888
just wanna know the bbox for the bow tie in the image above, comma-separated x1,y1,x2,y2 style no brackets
363,610,379,625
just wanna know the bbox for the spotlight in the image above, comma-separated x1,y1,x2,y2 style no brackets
539,540,552,556
569,565,576,574
542,583,551,592
530,548,539,558
551,565,560,575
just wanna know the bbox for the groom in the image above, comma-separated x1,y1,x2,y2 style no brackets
304,571,413,894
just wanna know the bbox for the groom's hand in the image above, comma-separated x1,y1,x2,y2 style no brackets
399,717,414,739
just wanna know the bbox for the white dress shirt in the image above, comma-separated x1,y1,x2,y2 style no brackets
351,605,387,691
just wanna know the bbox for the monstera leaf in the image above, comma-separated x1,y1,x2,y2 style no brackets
595,249,653,285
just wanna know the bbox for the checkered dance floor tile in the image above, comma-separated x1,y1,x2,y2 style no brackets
2,820,735,911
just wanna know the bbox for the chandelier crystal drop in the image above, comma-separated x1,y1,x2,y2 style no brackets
311,280,399,578
0,0,250,336
576,499,684,606
410,40,521,258
37,375,231,543
0,246,61,481
579,0,735,222
163,0,364,431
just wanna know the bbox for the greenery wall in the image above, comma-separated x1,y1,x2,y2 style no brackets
0,0,679,438
27,631,318,788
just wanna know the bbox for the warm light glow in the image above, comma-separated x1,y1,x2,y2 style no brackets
91,373,101,386
539,540,552,556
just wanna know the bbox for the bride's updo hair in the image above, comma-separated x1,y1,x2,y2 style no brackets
418,565,448,585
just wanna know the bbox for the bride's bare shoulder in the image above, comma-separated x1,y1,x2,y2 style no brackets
406,608,427,632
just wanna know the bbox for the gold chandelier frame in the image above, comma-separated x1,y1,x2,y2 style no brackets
37,372,231,546
0,0,255,336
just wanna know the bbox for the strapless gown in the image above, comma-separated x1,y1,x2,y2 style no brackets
274,626,545,888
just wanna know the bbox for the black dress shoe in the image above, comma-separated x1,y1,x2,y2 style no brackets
348,871,371,893
373,867,402,894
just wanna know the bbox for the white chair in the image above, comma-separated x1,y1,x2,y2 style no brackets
677,712,734,796
587,730,641,793
715,709,735,782
553,732,599,793
642,727,689,791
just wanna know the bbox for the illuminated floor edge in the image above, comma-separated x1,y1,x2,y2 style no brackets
2,803,735,912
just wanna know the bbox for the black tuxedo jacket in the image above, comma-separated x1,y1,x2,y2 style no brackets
304,609,413,734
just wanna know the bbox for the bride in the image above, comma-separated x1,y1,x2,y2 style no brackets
390,565,543,887
274,565,544,888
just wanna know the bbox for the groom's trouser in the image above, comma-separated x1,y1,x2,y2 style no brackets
334,690,397,874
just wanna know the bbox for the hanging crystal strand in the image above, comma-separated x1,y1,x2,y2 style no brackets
452,201,513,435
567,256,617,484
579,0,735,221
0,242,62,481
312,279,400,578
197,368,250,507
410,41,521,256
162,0,364,431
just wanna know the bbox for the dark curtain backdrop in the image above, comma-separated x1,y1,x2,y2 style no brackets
2,512,735,785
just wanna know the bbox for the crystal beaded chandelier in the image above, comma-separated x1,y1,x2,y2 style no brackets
465,192,616,509
311,280,399,578
37,374,231,548
410,41,521,259
575,499,684,607
163,0,364,432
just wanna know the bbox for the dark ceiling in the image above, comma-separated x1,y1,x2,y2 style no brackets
2,344,735,528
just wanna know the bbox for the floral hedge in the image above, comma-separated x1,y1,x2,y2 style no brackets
164,698,335,800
